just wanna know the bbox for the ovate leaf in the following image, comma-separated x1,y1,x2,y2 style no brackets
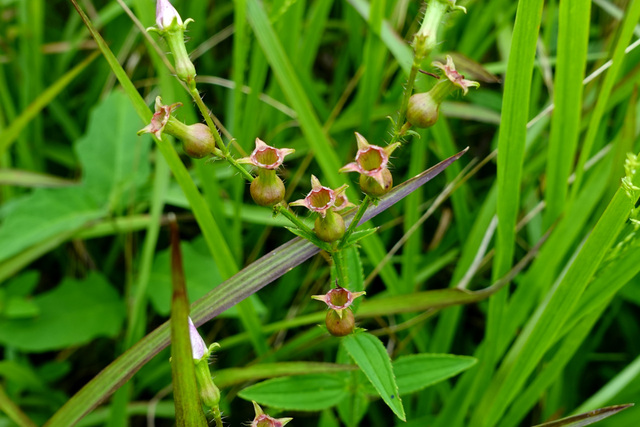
0,272,125,352
238,374,349,411
75,91,151,209
393,354,477,395
342,332,405,421
0,187,104,262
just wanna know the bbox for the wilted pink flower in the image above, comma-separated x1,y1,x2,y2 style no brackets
155,0,183,30
238,138,295,170
312,287,366,314
137,96,182,140
339,133,400,189
290,175,348,218
251,401,292,427
433,55,480,95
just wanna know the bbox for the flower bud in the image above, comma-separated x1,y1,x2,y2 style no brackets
359,168,393,197
406,91,440,128
148,1,196,89
250,169,286,207
325,309,355,337
314,209,346,242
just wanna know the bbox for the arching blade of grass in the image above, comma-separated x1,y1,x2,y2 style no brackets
0,52,99,157
0,384,38,427
533,404,634,427
43,148,466,427
543,0,591,227
471,162,640,426
570,0,640,198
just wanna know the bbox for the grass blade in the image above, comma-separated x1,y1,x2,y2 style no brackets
533,404,634,427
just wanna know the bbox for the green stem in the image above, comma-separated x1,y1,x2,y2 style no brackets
276,204,316,238
188,87,255,183
332,248,349,289
339,195,372,249
212,408,223,427
392,55,422,143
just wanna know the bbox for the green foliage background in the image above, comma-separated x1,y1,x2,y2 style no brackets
1,0,640,426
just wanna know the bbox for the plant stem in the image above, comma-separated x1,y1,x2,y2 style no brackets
391,54,423,144
332,248,349,288
276,204,315,237
189,87,255,182
212,407,223,427
339,195,372,249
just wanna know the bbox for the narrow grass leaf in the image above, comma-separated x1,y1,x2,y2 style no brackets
543,0,591,226
574,355,640,415
0,385,38,427
0,170,75,188
168,220,207,427
570,0,640,198
238,374,348,411
0,52,98,158
532,404,634,427
342,333,405,421
474,182,640,426
214,362,356,388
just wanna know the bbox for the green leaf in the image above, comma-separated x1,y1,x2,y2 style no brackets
214,362,356,388
148,238,223,315
532,404,634,427
75,91,151,209
238,374,349,411
0,92,151,264
392,354,477,395
0,187,104,263
0,272,125,352
342,332,405,421
345,228,378,246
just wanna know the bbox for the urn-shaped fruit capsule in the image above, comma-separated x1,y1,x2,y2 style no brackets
325,309,355,337
314,209,346,242
250,170,286,207
407,92,440,128
180,123,216,159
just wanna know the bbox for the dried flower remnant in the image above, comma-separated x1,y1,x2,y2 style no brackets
138,97,216,158
137,96,182,140
312,287,366,316
238,138,295,170
251,401,292,427
239,138,295,206
312,287,365,336
291,176,350,241
407,56,479,128
340,133,400,197
433,55,481,95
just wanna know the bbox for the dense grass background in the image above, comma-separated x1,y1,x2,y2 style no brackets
1,0,640,426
